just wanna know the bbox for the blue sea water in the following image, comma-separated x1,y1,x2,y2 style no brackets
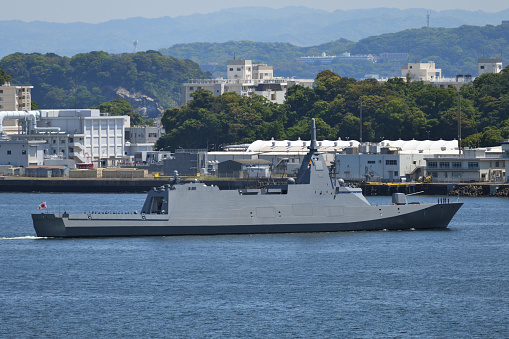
0,193,508,338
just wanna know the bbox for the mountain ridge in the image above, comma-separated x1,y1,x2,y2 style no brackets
2,7,508,58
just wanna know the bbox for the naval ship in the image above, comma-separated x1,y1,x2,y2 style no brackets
32,119,462,238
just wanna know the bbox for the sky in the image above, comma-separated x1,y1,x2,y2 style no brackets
1,0,508,23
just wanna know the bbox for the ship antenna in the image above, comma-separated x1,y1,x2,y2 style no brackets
309,118,317,151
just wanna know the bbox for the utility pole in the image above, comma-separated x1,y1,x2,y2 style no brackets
359,97,363,144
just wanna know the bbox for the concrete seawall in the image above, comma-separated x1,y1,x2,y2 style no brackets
0,178,507,196
0,178,285,193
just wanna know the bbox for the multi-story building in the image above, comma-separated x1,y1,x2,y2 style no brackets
182,59,313,105
0,109,129,168
425,147,506,183
124,125,165,164
402,61,442,81
478,58,503,76
0,83,33,111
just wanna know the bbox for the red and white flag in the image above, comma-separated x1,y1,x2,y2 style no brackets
37,202,47,210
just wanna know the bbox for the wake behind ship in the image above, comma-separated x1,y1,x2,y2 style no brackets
32,119,462,238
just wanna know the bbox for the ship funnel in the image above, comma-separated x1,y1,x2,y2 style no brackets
309,118,317,151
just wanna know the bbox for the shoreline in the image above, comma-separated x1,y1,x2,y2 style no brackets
0,177,508,196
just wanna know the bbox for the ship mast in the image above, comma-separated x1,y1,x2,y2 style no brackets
309,118,317,151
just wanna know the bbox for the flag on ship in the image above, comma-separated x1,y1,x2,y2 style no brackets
37,202,47,210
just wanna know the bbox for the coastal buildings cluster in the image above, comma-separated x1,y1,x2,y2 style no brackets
182,59,313,105
1,55,507,183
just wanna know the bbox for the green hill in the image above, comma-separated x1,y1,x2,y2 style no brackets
161,24,509,79
0,51,209,118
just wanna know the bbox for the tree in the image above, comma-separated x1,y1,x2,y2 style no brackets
0,66,12,84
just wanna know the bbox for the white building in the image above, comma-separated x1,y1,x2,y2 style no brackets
124,125,164,164
0,139,45,167
182,59,313,105
425,147,506,183
402,61,442,81
0,109,129,168
478,58,503,76
334,140,460,182
503,140,509,183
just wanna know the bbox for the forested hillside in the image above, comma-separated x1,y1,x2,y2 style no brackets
161,24,509,79
156,68,509,151
0,51,209,118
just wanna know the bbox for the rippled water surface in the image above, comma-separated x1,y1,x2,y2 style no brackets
1,193,508,337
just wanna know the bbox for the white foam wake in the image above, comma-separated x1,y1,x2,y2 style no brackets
0,235,42,240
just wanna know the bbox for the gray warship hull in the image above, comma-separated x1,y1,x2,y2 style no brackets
33,202,461,238
32,119,463,238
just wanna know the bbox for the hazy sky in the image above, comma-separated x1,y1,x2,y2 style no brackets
1,0,508,23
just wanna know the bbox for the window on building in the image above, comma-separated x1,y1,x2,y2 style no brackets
495,161,500,167
229,68,233,71
0,90,3,93
428,161,437,168
237,67,241,71
61,139,65,144
53,140,56,144
439,162,450,169
468,162,479,169
0,105,3,109
386,160,397,165
53,150,56,154
22,150,27,155
394,171,399,176
0,97,3,101
452,162,462,168
189,87,194,91
367,161,375,164
7,150,11,155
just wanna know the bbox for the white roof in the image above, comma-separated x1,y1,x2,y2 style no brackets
379,139,458,151
247,138,360,152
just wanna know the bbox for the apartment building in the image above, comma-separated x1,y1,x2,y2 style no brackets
0,83,33,111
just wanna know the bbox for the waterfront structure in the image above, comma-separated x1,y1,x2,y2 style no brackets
333,140,459,182
181,59,313,105
0,139,45,167
0,109,129,168
124,125,164,164
425,146,506,183
402,61,442,81
163,149,208,176
478,58,503,76
502,140,509,183
217,159,272,178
